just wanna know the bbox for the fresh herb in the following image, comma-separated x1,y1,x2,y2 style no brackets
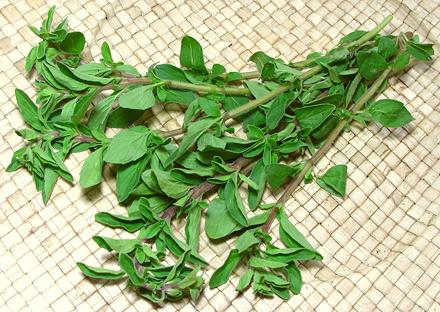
8,7,434,305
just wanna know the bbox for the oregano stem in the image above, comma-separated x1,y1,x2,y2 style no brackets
262,68,392,232
226,65,322,119
164,80,252,96
219,71,260,80
102,77,252,95
160,128,185,138
346,15,393,49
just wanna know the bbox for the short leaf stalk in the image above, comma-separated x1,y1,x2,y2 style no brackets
8,6,434,305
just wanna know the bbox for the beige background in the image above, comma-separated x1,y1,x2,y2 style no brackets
1,0,439,311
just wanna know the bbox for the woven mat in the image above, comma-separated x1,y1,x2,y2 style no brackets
1,0,439,311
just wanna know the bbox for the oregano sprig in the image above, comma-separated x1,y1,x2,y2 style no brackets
7,7,434,305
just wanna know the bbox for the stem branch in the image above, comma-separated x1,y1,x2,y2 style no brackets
262,69,392,232
226,65,322,119
103,77,252,96
346,15,393,49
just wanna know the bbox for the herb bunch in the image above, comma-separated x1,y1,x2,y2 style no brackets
8,7,434,304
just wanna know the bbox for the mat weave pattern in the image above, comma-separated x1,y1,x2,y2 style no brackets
1,1,439,311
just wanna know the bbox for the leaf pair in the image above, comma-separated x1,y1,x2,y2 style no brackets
204,198,268,239
104,126,164,165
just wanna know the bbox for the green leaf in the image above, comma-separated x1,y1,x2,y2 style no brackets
265,163,304,190
119,85,156,110
15,89,43,130
236,269,254,292
185,203,202,251
75,63,111,76
224,96,248,112
357,51,388,80
136,245,159,262
42,167,58,204
294,104,335,130
339,30,367,44
68,88,99,125
28,25,40,37
154,64,187,82
163,89,196,106
163,227,207,266
56,62,112,85
165,117,220,167
101,41,114,64
236,230,259,253
118,253,143,286
115,64,140,77
88,95,117,130
60,32,85,54
245,81,269,98
249,257,287,269
93,236,139,254
180,35,206,72
183,99,200,128
277,210,322,259
239,173,258,190
198,97,221,117
243,110,266,130
25,47,37,72
405,41,434,61
316,164,347,198
77,262,126,280
345,73,362,106
266,91,297,130
264,247,317,262
166,249,191,282
226,72,243,82
205,198,241,239
79,147,105,188
107,107,143,128
224,173,248,227
152,168,189,199
42,6,56,32
286,264,302,294
378,37,397,59
6,147,26,172
47,147,73,182
368,99,414,128
36,41,48,59
138,222,162,240
116,156,148,202
248,159,266,210
197,133,226,151
327,47,349,62
392,52,410,70
249,51,273,73
246,125,264,140
209,249,241,288
95,212,144,233
271,285,291,300
211,64,226,78
277,141,308,154
253,279,274,297
43,62,91,92
104,126,152,164
261,272,289,287
141,169,160,192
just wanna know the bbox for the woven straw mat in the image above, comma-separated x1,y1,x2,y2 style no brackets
1,0,439,311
